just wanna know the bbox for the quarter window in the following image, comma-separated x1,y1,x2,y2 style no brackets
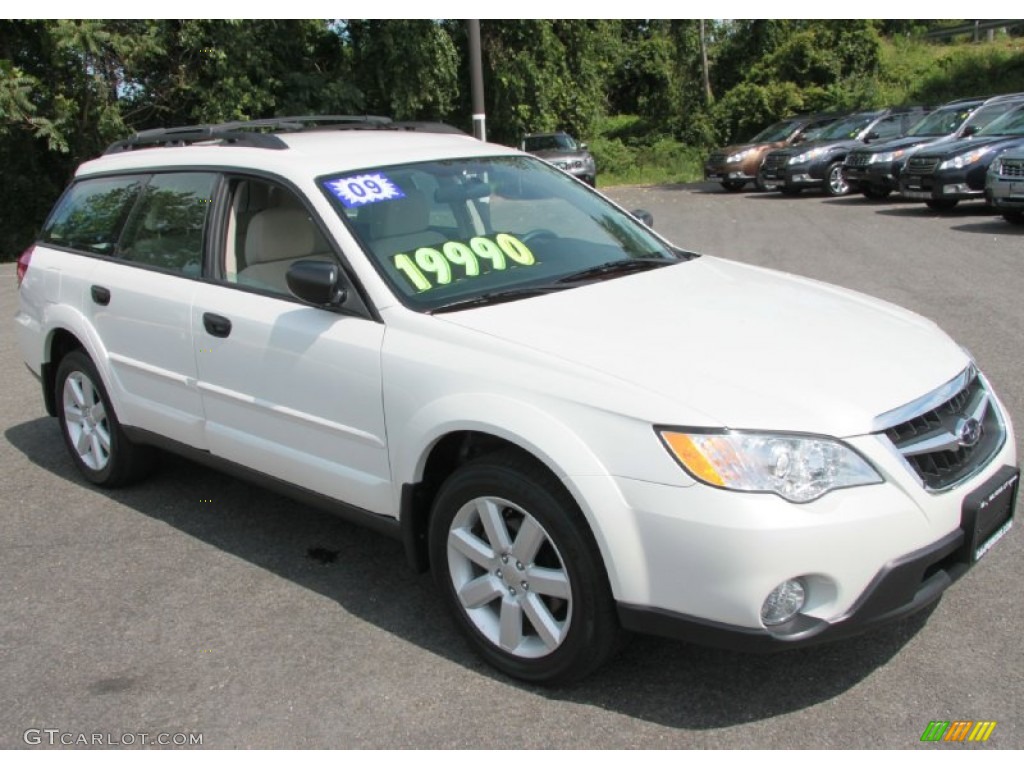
42,176,144,256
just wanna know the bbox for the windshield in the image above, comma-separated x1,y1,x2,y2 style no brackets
749,120,799,143
319,156,681,311
523,134,577,152
907,107,972,137
819,114,876,140
974,104,1024,135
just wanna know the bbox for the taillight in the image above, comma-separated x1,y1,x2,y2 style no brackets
16,245,34,288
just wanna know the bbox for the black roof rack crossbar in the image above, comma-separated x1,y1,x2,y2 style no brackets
102,114,468,155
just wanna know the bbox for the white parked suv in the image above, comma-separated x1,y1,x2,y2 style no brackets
15,116,1018,684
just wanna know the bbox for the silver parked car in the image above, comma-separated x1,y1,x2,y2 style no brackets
985,143,1024,224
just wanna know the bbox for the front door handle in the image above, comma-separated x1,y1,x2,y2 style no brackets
90,285,111,305
202,312,232,338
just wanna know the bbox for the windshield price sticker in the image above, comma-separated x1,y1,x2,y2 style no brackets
394,234,535,292
324,173,405,208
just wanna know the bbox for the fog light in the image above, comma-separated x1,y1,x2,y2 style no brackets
761,579,806,626
943,184,968,195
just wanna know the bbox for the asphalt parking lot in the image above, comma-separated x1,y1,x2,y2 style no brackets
2,184,1022,749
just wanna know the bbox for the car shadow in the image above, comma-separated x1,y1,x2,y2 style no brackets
872,203,997,218
4,417,931,730
950,220,1024,235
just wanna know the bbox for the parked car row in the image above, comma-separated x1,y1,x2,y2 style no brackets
705,93,1024,225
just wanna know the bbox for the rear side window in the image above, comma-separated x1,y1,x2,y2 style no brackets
42,176,144,256
119,172,216,276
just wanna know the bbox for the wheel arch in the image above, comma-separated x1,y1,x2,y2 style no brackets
395,398,645,603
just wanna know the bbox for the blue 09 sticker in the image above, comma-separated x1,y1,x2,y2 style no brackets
325,173,405,208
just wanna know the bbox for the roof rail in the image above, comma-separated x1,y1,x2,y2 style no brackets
104,115,466,155
983,92,1024,104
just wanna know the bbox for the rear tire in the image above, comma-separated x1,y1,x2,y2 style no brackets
429,450,623,684
55,351,155,487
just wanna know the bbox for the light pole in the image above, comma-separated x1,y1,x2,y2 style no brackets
468,19,486,141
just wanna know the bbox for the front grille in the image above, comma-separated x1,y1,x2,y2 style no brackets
762,153,789,171
907,156,940,175
998,159,1024,178
846,152,871,168
883,368,1005,491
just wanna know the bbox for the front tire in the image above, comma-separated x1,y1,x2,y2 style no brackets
825,161,850,196
862,185,892,200
1002,210,1024,225
55,351,154,487
926,199,958,211
429,451,622,684
720,180,746,192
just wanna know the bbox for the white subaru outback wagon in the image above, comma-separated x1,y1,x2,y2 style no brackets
15,116,1019,684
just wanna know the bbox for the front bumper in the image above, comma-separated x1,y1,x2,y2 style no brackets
986,177,1024,211
759,160,827,190
900,167,985,201
704,164,756,184
618,465,1018,651
588,418,1017,652
844,163,901,192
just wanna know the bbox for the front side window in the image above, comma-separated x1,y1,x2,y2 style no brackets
750,120,799,143
908,108,972,137
978,106,1024,137
221,177,335,297
119,172,216,276
42,176,144,256
819,115,876,141
319,155,683,312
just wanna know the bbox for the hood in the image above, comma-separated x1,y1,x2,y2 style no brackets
716,141,779,156
915,134,1023,158
860,134,948,154
436,257,968,437
769,137,862,157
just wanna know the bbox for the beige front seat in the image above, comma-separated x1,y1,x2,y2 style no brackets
363,183,446,255
238,208,331,292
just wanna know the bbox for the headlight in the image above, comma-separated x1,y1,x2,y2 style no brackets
790,148,826,165
938,147,994,170
726,149,752,163
657,429,882,503
871,149,904,164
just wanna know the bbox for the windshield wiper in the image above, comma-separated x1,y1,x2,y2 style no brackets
430,285,567,313
555,257,677,285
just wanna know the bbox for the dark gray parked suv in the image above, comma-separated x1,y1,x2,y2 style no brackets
520,132,597,186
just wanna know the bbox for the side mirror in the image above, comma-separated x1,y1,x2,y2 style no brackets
286,260,347,308
631,208,654,227
961,124,978,137
864,131,880,143
579,142,588,150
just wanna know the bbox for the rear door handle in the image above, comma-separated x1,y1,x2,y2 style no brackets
202,312,232,338
90,285,110,305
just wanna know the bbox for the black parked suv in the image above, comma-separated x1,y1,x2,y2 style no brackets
844,94,1024,199
759,107,931,196
899,102,1024,210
